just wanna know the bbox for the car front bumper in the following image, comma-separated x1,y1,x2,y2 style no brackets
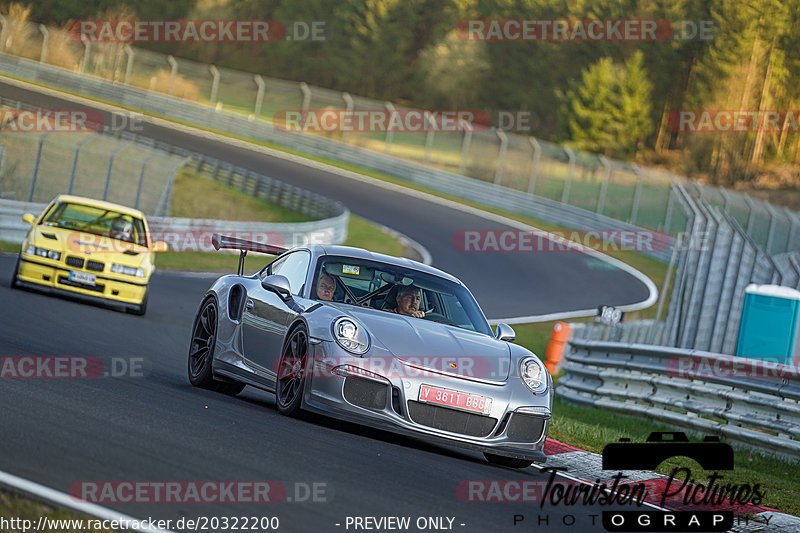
16,255,147,307
301,341,551,462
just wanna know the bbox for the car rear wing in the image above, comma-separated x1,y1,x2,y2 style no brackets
212,233,288,275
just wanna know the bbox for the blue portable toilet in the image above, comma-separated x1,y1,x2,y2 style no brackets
735,284,800,365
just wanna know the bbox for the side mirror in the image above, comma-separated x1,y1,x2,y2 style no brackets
495,323,516,342
261,274,292,301
152,241,168,252
22,213,35,225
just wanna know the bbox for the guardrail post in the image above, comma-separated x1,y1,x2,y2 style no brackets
68,132,101,194
342,92,353,144
166,55,178,96
719,187,733,212
103,143,131,201
493,128,508,186
123,45,134,85
253,75,265,118
209,65,220,107
764,202,779,254
157,157,190,216
787,207,800,250
561,146,575,204
134,153,159,209
0,15,7,53
29,132,53,202
630,164,644,224
458,120,472,175
299,82,311,114
744,195,758,234
384,102,396,153
527,137,541,194
79,37,90,74
597,156,611,215
424,129,435,164
38,25,49,64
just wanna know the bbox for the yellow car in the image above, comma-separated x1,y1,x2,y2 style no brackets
11,195,167,315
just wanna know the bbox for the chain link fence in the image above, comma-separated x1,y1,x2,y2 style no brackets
0,99,186,215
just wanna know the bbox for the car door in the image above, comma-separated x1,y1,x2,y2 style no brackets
241,250,312,376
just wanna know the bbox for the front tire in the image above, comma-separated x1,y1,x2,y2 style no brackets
10,257,20,289
129,289,148,315
275,324,309,417
188,297,245,395
484,452,533,469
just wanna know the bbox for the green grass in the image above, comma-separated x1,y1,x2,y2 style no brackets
169,169,312,222
548,396,800,516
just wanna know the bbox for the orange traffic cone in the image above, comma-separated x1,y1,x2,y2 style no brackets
544,321,572,375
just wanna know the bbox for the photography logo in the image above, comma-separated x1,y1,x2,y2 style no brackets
601,432,756,532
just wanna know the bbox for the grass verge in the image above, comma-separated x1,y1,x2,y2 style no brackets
169,168,311,222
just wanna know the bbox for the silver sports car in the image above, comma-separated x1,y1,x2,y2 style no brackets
187,235,553,468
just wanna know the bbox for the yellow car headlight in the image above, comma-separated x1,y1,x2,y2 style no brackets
111,264,145,278
26,245,61,261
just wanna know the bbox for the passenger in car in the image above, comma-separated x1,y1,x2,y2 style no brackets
316,272,336,301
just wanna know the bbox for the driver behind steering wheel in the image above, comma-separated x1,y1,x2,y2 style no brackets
389,285,426,318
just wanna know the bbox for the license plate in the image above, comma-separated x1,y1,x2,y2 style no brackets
418,384,492,415
69,270,96,286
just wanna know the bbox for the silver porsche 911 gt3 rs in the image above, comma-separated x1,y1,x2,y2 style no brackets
187,235,552,468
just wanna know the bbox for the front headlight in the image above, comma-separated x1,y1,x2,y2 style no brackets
332,317,370,355
26,245,61,261
520,357,548,394
111,264,145,278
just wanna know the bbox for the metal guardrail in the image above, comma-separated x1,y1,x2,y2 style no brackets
559,337,800,459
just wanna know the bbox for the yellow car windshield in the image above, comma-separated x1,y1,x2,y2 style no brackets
43,202,148,247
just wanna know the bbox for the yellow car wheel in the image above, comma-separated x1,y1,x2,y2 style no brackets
129,289,149,316
10,257,20,289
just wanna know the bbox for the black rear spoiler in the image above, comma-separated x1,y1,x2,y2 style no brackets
212,233,288,275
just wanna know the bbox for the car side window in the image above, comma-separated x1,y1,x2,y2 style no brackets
267,251,311,296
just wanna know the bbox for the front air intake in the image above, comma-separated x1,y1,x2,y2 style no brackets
343,376,388,410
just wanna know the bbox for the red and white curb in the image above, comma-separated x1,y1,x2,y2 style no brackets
542,439,800,532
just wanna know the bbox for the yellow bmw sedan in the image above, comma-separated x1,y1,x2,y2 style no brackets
11,195,167,315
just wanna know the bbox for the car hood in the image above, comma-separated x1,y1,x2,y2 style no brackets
333,305,511,381
31,226,149,265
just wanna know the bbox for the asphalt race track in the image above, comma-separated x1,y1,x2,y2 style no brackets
0,81,657,532
0,80,653,320
1,255,638,532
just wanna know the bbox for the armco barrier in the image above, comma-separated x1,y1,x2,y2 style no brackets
0,199,348,250
559,336,800,460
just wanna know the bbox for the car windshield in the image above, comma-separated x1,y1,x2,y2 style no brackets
312,255,492,336
42,202,148,247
